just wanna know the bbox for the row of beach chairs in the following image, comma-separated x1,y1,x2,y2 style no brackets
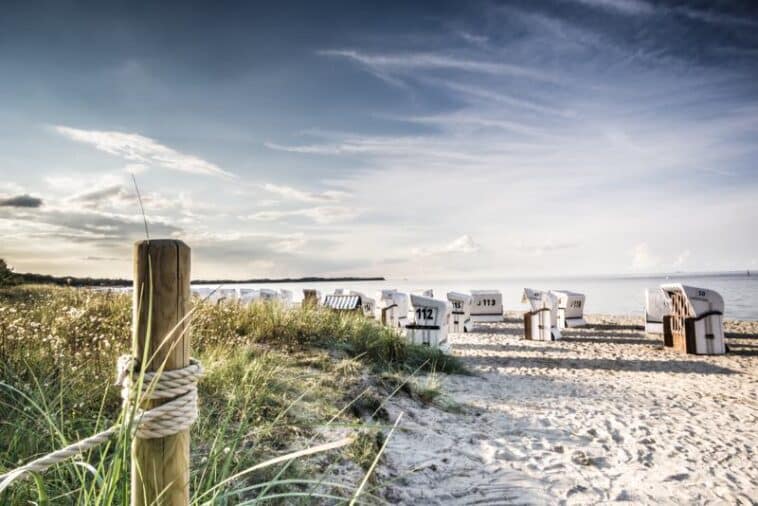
190,282,727,356
191,286,294,306
318,287,588,352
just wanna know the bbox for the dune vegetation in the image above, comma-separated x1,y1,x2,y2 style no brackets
0,285,464,504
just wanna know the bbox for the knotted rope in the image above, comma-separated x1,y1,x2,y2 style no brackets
0,356,203,491
119,357,203,439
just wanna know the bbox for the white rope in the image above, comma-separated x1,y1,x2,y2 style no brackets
122,358,203,439
0,355,203,491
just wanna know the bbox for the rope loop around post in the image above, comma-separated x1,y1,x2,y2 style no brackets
118,356,203,439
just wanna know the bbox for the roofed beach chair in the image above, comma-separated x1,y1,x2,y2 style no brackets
644,288,670,334
191,286,212,300
470,290,504,322
323,292,364,313
522,288,561,341
447,291,473,333
405,294,450,352
660,284,725,355
302,289,321,308
349,291,376,318
215,287,239,304
376,289,410,328
259,288,280,302
550,290,586,328
279,289,294,306
238,288,260,305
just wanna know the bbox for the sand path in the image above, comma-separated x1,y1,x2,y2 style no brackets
380,314,758,505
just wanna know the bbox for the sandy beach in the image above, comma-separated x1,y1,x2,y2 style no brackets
379,313,758,505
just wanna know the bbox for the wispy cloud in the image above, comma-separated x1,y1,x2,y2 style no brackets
513,239,579,256
566,0,758,28
566,0,654,15
54,126,234,178
440,81,574,117
456,31,489,47
262,183,350,203
318,50,563,84
69,184,132,207
393,113,560,139
673,249,691,269
673,6,758,28
412,235,480,257
244,206,355,224
631,242,660,271
0,204,181,245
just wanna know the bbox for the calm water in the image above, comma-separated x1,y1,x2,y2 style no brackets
197,273,758,321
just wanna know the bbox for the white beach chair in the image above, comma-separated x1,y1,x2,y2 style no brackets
522,288,561,341
279,289,294,307
447,291,473,333
644,288,670,334
238,288,260,306
191,286,212,300
216,287,239,304
302,289,321,307
660,284,725,355
470,290,504,322
259,288,280,302
375,289,410,329
550,290,586,328
349,291,376,318
405,294,450,352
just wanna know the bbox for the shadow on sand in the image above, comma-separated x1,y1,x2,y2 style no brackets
461,354,737,375
726,331,758,340
454,342,569,354
470,325,524,337
560,334,657,345
583,322,645,331
725,334,758,356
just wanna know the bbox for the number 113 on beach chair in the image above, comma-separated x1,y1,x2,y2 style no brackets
470,290,504,322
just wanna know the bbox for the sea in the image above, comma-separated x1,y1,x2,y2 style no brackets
196,272,758,321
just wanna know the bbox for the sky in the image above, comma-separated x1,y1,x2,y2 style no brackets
0,0,757,280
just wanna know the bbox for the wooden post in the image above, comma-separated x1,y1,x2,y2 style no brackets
132,240,191,506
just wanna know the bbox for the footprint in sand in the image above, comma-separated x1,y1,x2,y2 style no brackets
636,447,654,467
664,472,690,482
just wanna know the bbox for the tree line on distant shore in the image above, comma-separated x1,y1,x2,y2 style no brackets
0,258,383,288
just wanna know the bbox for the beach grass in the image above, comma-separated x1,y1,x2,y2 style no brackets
0,285,463,504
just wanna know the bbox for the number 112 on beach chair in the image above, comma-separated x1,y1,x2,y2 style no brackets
405,294,451,352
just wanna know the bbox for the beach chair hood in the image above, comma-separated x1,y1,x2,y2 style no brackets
660,284,724,317
522,288,557,311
